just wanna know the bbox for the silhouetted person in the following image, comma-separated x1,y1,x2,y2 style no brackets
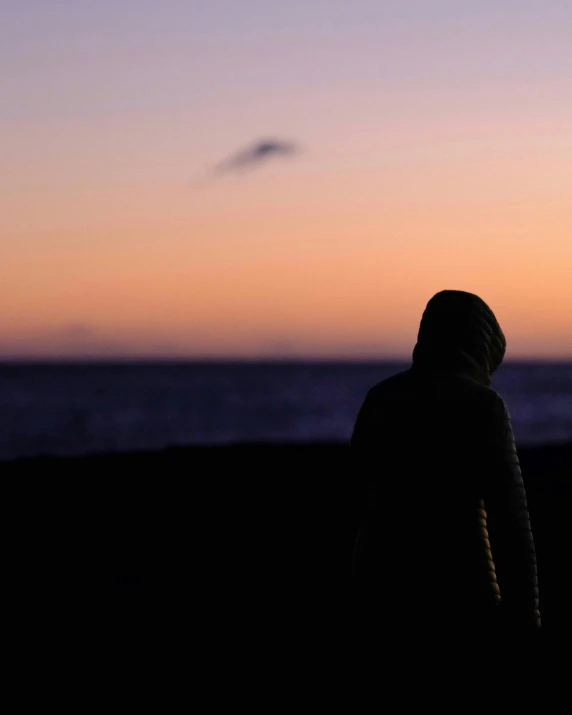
350,290,540,654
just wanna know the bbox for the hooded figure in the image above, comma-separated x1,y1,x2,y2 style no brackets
350,290,540,643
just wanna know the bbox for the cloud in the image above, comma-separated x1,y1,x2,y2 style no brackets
214,138,300,175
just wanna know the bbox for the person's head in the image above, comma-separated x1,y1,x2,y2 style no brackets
412,290,506,386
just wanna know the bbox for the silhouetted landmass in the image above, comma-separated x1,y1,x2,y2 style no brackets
4,442,571,678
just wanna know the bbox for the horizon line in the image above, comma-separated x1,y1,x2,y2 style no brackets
1,356,571,364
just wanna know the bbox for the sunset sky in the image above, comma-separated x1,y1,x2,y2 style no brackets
2,1,572,359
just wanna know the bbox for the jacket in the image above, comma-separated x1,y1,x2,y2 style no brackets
350,290,540,634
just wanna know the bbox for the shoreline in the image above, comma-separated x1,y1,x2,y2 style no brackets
4,437,572,470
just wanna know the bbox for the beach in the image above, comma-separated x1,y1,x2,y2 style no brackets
4,441,571,669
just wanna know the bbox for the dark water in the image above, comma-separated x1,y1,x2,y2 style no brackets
1,360,571,460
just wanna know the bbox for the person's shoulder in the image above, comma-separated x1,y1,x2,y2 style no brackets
459,383,512,433
456,381,512,419
477,384,508,409
364,368,413,400
363,371,509,410
483,386,512,421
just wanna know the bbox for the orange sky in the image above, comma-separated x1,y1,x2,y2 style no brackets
2,2,572,358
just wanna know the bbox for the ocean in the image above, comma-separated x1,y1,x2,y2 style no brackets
1,360,571,461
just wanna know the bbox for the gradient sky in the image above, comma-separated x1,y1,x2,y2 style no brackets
2,1,572,358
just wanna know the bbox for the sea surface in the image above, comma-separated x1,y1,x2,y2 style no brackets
1,360,571,460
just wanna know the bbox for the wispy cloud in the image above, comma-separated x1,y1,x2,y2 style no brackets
214,138,300,175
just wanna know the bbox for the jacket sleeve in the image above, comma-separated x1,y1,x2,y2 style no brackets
482,393,541,630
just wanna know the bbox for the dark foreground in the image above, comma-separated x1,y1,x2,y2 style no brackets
4,442,572,685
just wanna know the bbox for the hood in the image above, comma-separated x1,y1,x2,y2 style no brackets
411,290,506,386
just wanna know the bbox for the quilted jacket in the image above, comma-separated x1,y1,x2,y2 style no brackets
351,290,541,634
